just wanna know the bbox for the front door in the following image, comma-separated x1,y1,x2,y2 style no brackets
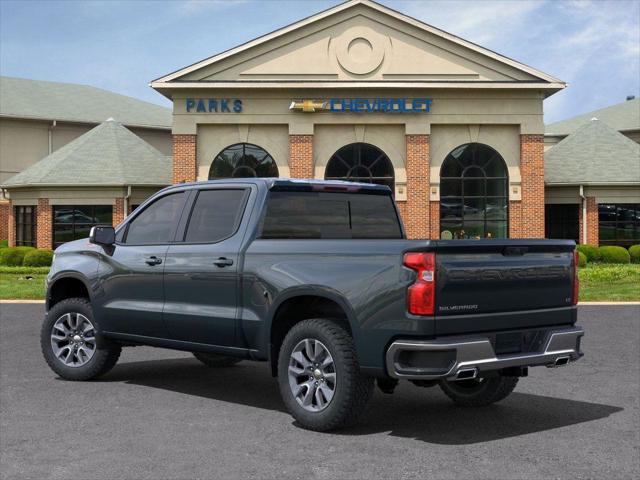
163,186,252,347
98,191,187,338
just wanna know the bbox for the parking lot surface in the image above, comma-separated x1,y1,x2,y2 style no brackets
1,304,638,479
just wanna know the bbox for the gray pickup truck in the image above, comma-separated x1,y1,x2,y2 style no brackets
41,178,584,431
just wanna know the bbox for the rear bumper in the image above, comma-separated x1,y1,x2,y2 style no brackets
386,325,584,380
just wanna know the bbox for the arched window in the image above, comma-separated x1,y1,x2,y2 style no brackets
325,143,394,190
440,143,508,239
209,143,278,179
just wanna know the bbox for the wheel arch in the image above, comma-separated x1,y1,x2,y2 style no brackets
267,287,360,376
47,273,92,310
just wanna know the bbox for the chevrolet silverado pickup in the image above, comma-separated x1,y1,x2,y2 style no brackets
41,178,584,431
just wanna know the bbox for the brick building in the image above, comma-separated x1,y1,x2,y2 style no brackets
151,0,566,241
0,76,172,248
2,0,638,248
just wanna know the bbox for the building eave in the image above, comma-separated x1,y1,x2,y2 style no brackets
151,80,566,92
1,182,170,190
545,182,640,187
0,113,171,131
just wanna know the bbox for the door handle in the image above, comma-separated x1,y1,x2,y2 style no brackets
145,256,163,266
213,257,234,267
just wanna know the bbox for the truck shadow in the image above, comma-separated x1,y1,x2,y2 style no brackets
103,357,623,445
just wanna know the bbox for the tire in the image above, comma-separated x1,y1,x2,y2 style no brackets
192,352,242,367
277,318,374,432
439,375,518,407
41,298,121,381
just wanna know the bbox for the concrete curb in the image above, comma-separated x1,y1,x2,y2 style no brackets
0,300,46,304
579,301,640,305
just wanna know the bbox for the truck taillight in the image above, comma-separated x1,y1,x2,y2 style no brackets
404,252,436,315
572,250,580,305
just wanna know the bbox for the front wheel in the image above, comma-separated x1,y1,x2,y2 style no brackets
41,298,121,381
277,318,374,431
439,375,518,407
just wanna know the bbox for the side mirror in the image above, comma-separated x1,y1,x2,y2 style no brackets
89,225,115,246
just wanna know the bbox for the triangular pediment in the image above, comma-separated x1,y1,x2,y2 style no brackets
153,0,563,89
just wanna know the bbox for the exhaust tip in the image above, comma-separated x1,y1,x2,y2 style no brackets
555,356,570,367
453,367,478,381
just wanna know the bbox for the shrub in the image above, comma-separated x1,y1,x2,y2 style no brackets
598,246,630,264
629,245,640,264
0,247,32,266
576,244,601,262
577,251,587,268
0,239,8,248
23,249,54,267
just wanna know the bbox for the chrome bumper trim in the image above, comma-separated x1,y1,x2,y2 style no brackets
386,325,584,380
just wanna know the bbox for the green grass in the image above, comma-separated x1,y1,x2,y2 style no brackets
0,267,48,300
1,265,638,302
578,264,640,302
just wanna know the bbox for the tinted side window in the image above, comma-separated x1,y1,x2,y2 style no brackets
124,192,184,244
260,191,402,239
349,194,403,238
184,189,248,243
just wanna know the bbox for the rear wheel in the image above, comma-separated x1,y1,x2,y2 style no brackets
192,352,242,367
277,318,374,431
439,375,518,407
41,298,121,381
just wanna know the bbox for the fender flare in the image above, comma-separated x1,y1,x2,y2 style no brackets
263,285,361,356
47,272,94,308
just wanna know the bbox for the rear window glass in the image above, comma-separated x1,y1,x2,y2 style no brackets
260,191,402,239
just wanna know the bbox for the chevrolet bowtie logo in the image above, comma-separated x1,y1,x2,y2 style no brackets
289,100,329,112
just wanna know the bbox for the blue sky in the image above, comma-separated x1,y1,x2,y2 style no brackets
1,0,638,123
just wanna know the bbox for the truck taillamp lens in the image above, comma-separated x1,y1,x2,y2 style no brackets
404,252,436,315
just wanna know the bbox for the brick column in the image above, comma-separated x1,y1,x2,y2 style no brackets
0,201,9,242
7,201,15,247
430,201,440,239
518,134,545,238
405,134,430,239
289,135,314,178
579,197,599,245
113,198,125,227
509,201,522,238
172,134,197,184
396,201,407,227
36,198,52,249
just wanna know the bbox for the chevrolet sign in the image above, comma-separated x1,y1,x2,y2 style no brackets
289,98,433,113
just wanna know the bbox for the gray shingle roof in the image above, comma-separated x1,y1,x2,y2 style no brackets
545,119,640,185
0,76,171,128
546,98,640,135
1,119,171,188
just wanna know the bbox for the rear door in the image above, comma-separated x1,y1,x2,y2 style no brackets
433,240,576,335
162,185,253,347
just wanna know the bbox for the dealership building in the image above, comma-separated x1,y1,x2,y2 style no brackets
1,0,638,248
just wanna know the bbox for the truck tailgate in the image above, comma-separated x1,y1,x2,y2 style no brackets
432,240,577,335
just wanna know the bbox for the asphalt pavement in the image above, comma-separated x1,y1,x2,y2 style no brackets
1,304,638,479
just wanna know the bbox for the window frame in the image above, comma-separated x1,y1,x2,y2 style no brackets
14,205,36,247
324,142,395,192
52,204,113,249
117,191,188,247
209,143,279,179
439,143,509,239
598,203,640,246
179,187,251,245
